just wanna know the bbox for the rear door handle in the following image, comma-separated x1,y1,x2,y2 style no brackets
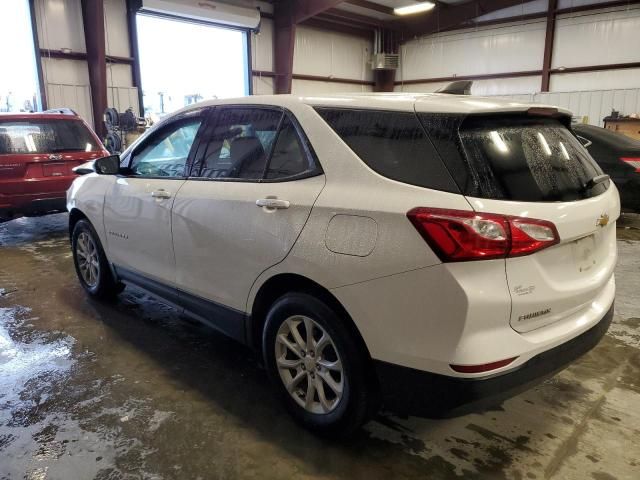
256,198,290,209
151,189,172,199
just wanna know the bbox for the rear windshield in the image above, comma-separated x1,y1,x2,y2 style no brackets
0,119,100,154
315,108,460,193
419,114,608,202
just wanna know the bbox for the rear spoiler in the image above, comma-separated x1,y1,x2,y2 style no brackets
43,108,78,116
435,80,473,95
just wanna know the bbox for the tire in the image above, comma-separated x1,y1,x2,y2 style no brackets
263,292,377,436
72,219,124,299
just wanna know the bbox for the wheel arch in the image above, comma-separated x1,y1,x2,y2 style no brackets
68,208,89,241
248,273,372,362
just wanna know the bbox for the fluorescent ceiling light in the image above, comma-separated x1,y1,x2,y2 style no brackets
394,2,435,16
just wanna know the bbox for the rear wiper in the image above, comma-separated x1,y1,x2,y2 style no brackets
582,174,610,191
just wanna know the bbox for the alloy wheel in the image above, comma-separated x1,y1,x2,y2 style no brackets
76,231,100,288
275,315,344,414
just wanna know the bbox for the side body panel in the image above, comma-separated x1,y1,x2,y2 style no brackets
67,173,116,247
103,177,185,286
172,175,325,311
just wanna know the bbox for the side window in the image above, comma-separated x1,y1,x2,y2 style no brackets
316,108,459,193
130,118,202,177
265,117,311,179
197,108,282,180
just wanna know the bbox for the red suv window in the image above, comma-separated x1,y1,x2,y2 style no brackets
0,119,100,154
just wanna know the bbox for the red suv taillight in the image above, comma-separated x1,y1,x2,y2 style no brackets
407,207,560,262
621,157,640,172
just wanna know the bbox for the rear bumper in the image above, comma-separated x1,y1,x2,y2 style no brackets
374,302,614,418
0,196,67,219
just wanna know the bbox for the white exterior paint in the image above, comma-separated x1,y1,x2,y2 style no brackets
68,93,617,380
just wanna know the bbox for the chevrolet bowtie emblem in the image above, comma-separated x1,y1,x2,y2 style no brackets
596,213,610,228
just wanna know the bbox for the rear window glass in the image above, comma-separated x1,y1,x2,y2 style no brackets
0,119,100,154
420,114,608,202
315,108,459,193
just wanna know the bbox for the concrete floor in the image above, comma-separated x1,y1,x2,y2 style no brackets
1,213,639,480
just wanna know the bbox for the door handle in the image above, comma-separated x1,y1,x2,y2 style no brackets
151,189,171,199
256,198,290,209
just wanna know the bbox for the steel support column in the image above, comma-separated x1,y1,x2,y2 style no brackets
273,0,344,94
81,0,108,137
273,18,296,94
541,0,558,92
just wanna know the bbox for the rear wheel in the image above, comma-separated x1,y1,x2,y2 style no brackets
72,219,124,299
263,292,377,436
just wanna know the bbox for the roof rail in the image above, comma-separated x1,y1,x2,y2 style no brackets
43,108,78,116
435,80,473,95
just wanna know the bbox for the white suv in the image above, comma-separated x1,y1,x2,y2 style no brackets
67,93,618,435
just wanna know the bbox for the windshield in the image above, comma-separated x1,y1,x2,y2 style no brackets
0,119,100,155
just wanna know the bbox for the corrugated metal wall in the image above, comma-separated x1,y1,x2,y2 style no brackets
291,26,372,94
494,89,640,127
396,20,547,83
251,22,374,95
395,3,640,106
34,0,137,126
251,18,274,95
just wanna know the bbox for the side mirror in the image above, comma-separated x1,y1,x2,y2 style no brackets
94,155,121,175
72,160,96,175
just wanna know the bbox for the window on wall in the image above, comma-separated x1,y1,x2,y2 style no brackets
136,13,249,119
0,0,40,112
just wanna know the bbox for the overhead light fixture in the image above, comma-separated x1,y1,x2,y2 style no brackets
394,2,436,16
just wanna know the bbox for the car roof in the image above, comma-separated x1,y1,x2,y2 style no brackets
0,112,83,121
179,93,573,117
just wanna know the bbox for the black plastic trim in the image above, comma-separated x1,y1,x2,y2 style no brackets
374,302,614,418
1,198,67,218
114,266,247,344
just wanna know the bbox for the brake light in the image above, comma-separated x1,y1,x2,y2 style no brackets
407,207,560,262
621,157,640,172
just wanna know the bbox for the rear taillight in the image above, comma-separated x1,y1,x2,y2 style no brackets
407,207,560,262
621,157,640,172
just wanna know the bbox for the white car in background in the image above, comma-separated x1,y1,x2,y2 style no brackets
67,92,619,435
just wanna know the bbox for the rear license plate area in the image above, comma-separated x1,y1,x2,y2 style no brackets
42,163,66,177
571,234,597,273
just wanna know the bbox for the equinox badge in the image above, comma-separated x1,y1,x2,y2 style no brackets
518,308,551,322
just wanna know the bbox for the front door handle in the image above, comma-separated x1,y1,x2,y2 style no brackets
256,198,290,209
151,189,171,199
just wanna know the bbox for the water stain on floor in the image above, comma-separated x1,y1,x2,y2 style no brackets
1,213,639,480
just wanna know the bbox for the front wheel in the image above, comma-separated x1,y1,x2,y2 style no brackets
72,219,124,299
263,292,377,436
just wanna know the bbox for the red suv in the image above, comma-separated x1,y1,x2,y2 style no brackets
0,111,108,222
